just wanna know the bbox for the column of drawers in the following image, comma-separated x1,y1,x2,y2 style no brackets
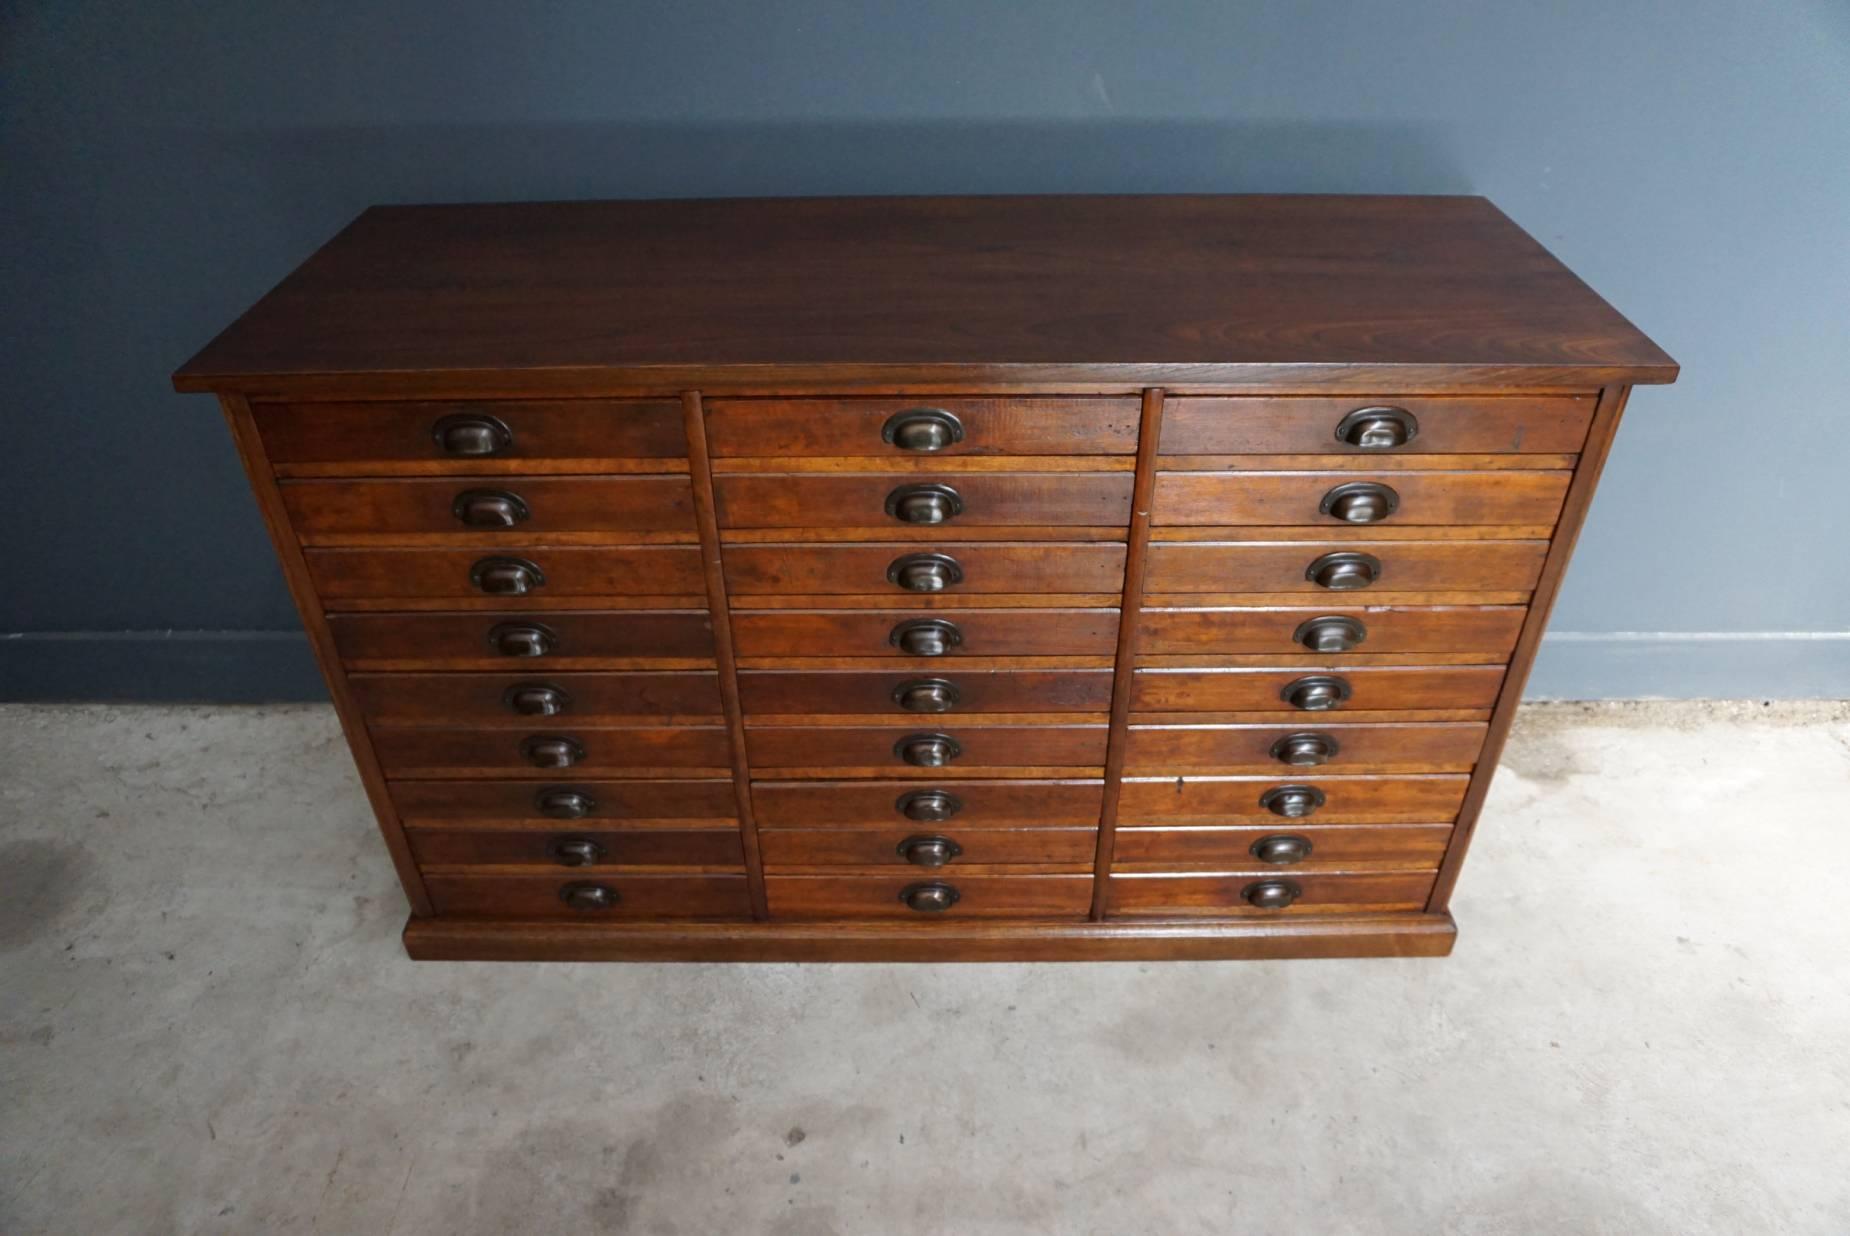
252,399,753,920
1107,395,1592,918
707,397,1140,920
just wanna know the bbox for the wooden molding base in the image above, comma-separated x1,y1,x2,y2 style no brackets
402,912,1457,962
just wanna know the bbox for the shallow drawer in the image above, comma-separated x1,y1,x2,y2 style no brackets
767,874,1093,920
1138,605,1525,656
352,671,723,727
305,545,705,601
1107,870,1436,917
1113,823,1453,867
705,396,1139,457
409,826,745,869
739,668,1113,715
1118,774,1469,823
723,542,1126,596
253,399,686,471
752,779,1104,827
1150,471,1570,527
425,873,751,920
732,608,1118,658
714,473,1133,528
760,827,1098,868
280,475,696,538
745,723,1109,770
1131,665,1505,713
1143,540,1546,595
1125,722,1487,773
388,778,737,823
1158,395,1594,455
329,610,714,666
370,725,731,777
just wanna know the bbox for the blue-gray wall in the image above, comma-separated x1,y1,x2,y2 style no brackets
5,1,1848,701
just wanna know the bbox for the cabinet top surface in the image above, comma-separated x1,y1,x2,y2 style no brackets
175,194,1676,394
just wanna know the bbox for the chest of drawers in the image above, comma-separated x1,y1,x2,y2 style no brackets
175,195,1675,961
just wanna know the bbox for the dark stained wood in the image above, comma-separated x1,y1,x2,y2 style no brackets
281,475,696,539
174,196,1677,394
351,670,722,727
752,779,1104,827
714,473,1133,529
1151,471,1571,528
388,777,737,823
766,874,1093,920
745,723,1108,769
738,668,1113,715
328,610,714,665
760,827,1099,868
731,608,1119,658
1125,721,1487,773
409,827,745,869
1107,870,1436,917
1130,665,1507,713
370,725,731,777
1159,395,1594,455
1144,540,1547,595
1139,605,1525,656
1118,773,1469,823
424,873,752,920
1114,823,1452,868
305,545,705,601
252,399,686,470
723,542,1126,596
706,396,1140,456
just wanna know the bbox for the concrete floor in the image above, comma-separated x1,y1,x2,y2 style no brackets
1,702,1846,1234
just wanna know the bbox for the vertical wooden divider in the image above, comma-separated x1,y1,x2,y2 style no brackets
1425,384,1633,911
681,391,770,920
1088,388,1166,920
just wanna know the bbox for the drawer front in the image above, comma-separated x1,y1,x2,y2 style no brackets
1132,665,1504,713
329,611,714,665
766,874,1093,920
752,779,1104,827
425,873,751,920
1107,871,1436,917
732,609,1119,658
1118,774,1469,823
350,671,723,726
388,778,738,823
280,476,697,538
1139,606,1525,656
739,668,1114,715
408,826,746,869
370,726,731,777
1158,395,1594,455
1125,722,1487,773
714,473,1134,528
723,542,1127,596
1151,471,1570,527
253,399,686,468
1143,540,1547,595
1114,824,1453,867
305,546,706,600
745,724,1109,770
760,827,1098,868
705,396,1140,457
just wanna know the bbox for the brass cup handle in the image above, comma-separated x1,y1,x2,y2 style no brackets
1293,615,1366,653
549,837,605,868
488,622,556,658
452,489,530,528
1305,551,1380,591
896,789,962,822
897,834,963,868
521,735,585,769
1243,879,1302,910
471,556,546,596
1250,834,1314,865
892,677,961,714
559,882,617,911
432,412,513,457
536,788,596,819
1334,405,1419,449
1320,482,1399,524
896,733,961,768
882,407,965,452
885,483,965,525
899,882,961,913
504,682,570,717
1281,675,1351,711
1271,731,1340,768
1260,785,1326,819
887,552,964,593
890,619,963,657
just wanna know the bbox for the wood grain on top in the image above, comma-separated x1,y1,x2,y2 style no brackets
174,195,1677,394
